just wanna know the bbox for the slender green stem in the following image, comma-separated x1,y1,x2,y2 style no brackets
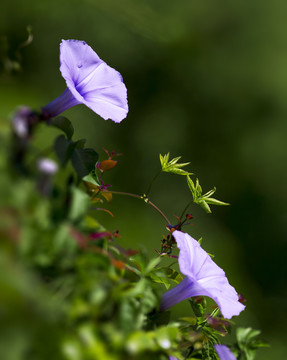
145,170,162,198
180,200,193,221
109,190,170,224
109,190,141,200
147,198,170,224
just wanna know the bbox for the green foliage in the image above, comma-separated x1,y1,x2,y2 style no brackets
49,116,74,139
160,153,192,176
186,175,229,213
54,134,98,178
158,154,228,214
0,108,267,360
235,327,269,360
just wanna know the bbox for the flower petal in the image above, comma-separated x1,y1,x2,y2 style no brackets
161,231,245,319
214,344,236,360
80,64,128,122
161,276,210,311
59,39,128,122
60,40,102,94
174,230,225,280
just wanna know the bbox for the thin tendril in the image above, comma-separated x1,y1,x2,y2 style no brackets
145,170,162,198
109,190,170,224
180,200,193,221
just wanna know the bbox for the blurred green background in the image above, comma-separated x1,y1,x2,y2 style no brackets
1,0,287,358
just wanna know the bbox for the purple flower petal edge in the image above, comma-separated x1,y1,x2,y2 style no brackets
214,344,237,360
42,40,128,123
161,231,245,319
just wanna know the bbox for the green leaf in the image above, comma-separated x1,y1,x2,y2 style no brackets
140,287,158,314
163,267,183,284
71,146,99,178
189,297,206,319
75,138,86,149
48,116,74,139
83,216,103,231
145,257,162,275
197,199,212,213
54,135,76,166
186,176,229,213
68,186,90,222
187,175,196,194
122,278,148,298
82,172,100,187
126,331,157,354
54,135,98,177
179,317,197,325
155,326,179,350
160,153,192,176
204,197,229,206
236,327,269,360
150,272,171,289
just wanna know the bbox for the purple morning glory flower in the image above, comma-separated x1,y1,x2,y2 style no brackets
214,344,236,360
160,231,245,319
42,40,128,123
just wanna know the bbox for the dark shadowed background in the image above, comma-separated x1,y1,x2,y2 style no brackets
1,1,287,358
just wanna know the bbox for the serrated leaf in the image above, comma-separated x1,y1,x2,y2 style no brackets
48,116,74,139
187,176,229,213
159,153,169,167
160,153,192,176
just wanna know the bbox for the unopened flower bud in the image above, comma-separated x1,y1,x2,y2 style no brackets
11,106,31,138
37,158,58,196
37,158,58,175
